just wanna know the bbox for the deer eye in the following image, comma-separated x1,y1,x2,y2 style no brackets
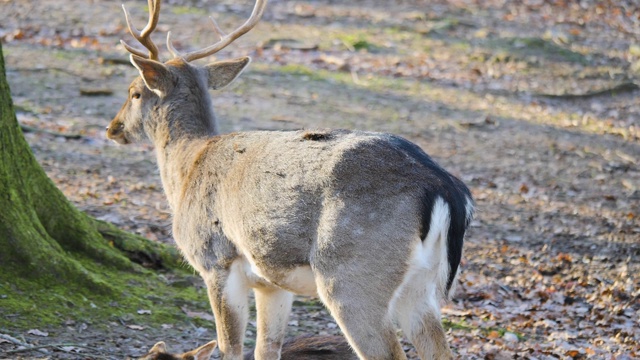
131,92,141,99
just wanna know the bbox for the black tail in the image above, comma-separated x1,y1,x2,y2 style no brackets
387,134,474,296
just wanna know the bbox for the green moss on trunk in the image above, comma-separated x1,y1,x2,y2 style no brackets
0,42,204,330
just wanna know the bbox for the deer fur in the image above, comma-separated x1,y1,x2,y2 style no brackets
107,53,473,360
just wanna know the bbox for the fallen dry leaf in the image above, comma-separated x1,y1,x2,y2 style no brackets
125,325,145,331
26,329,48,337
181,306,215,321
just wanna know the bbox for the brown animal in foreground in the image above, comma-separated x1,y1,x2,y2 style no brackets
137,335,357,360
107,0,473,359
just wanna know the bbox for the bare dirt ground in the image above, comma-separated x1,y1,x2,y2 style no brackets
1,0,639,359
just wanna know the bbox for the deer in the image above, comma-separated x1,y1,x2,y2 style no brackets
136,340,218,360
106,0,474,359
136,335,357,360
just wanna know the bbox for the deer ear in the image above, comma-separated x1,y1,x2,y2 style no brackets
204,57,250,90
148,341,167,354
130,55,173,96
182,340,217,360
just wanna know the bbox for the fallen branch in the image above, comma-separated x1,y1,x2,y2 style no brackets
538,82,639,99
99,56,134,66
19,124,83,140
0,333,47,355
8,67,98,82
80,88,114,96
2,343,102,355
0,337,110,360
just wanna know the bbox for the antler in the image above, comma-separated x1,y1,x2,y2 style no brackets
121,0,161,61
167,0,268,62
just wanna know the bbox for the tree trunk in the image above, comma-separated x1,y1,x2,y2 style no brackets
0,42,180,297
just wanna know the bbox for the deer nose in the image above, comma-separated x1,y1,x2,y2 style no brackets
106,122,124,134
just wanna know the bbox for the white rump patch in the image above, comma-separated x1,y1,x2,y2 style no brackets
389,197,451,320
428,197,453,298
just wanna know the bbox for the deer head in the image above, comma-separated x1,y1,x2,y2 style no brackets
106,0,267,145
137,340,217,360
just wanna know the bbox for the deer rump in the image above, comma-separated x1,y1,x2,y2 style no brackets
174,128,472,301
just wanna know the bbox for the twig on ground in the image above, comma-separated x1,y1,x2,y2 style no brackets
351,69,365,86
0,333,48,354
79,88,114,96
8,67,99,82
538,82,639,99
0,339,112,360
20,124,83,140
2,343,104,355
100,56,133,66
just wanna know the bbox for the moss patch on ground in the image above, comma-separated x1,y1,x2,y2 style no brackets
0,255,210,331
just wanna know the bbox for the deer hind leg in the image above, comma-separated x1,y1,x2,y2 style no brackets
392,249,453,360
253,286,293,360
314,272,407,360
202,261,250,360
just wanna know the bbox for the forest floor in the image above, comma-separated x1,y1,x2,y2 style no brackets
0,0,639,359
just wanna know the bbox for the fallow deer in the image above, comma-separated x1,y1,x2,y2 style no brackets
137,335,357,360
106,0,474,359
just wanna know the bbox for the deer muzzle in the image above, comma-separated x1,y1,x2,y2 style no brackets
106,120,129,144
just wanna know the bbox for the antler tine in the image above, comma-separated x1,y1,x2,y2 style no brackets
167,16,225,59
121,0,161,61
166,31,180,59
209,15,227,40
170,0,268,62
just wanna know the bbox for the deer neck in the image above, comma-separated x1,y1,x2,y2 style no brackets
154,136,210,211
150,98,217,211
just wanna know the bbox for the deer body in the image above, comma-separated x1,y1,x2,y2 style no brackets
108,2,473,359
170,127,470,296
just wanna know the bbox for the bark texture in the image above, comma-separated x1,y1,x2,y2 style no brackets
0,42,180,295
